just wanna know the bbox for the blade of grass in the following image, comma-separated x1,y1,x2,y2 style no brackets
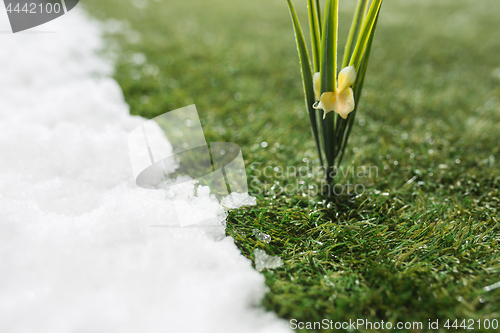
349,0,383,70
286,0,324,167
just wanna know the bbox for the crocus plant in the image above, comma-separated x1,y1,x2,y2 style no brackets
286,0,383,187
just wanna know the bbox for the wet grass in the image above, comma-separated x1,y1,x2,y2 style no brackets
85,0,500,331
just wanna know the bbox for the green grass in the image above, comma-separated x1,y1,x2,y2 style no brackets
85,0,500,331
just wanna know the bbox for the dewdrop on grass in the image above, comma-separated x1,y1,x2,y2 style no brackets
252,229,271,244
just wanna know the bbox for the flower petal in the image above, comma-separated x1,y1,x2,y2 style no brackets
337,66,357,92
313,72,321,101
336,87,355,119
313,92,338,118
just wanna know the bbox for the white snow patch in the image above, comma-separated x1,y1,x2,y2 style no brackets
254,249,283,272
0,8,290,333
222,192,257,209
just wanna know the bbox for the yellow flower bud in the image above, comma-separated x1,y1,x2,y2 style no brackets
313,66,357,119
337,66,357,92
313,72,321,101
314,92,338,119
336,87,355,119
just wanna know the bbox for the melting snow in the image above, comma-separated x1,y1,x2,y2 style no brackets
254,249,283,272
0,8,290,333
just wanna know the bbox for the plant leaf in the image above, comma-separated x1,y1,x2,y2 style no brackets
337,10,380,166
349,0,383,70
320,0,338,93
308,0,322,73
342,0,369,68
286,0,324,167
335,0,369,150
314,0,322,33
319,0,339,176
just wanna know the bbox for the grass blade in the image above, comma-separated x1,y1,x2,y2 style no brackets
286,0,324,167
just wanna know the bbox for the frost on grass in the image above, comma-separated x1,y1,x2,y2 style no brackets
0,9,290,333
254,249,283,272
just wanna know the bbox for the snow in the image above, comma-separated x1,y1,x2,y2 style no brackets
0,8,290,333
254,249,283,272
128,105,255,227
